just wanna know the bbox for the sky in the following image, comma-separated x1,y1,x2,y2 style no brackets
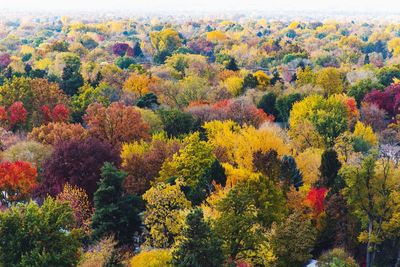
1,0,400,13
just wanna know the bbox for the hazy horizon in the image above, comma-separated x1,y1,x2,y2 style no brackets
2,0,400,14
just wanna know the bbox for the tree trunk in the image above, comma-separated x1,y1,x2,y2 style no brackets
366,219,373,267
395,245,400,267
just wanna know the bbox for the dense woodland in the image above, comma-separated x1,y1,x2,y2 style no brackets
0,15,400,267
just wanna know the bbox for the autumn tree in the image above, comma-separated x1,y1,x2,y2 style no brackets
28,122,87,145
0,161,37,205
121,133,181,194
57,183,92,233
341,153,400,267
172,208,224,267
91,163,142,245
40,137,120,199
143,180,191,248
315,67,344,96
215,175,285,263
268,212,316,267
84,102,150,146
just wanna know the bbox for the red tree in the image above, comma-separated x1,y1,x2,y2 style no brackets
0,161,38,204
305,187,328,216
8,102,27,129
52,104,70,122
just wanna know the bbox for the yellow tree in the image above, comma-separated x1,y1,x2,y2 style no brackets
315,67,344,96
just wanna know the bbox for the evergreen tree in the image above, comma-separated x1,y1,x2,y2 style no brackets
185,159,227,205
61,65,84,96
226,57,239,71
91,162,142,245
172,208,224,267
133,42,143,57
319,149,343,192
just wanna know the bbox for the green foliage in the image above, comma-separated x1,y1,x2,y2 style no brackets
158,109,195,137
215,175,285,261
275,93,302,122
114,56,136,69
257,92,278,118
269,212,316,267
172,209,224,267
317,248,359,267
347,79,384,106
91,162,142,245
0,197,82,266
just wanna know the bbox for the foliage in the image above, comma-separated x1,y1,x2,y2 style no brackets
172,208,224,267
0,161,37,204
130,249,172,267
91,163,142,245
84,102,150,146
0,197,82,266
143,180,191,248
40,137,120,199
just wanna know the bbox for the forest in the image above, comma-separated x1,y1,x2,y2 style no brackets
0,14,400,267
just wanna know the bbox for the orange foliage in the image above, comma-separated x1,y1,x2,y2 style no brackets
28,122,87,145
0,161,37,203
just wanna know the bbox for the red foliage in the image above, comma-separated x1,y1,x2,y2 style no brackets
8,102,27,128
0,161,38,203
364,84,400,117
0,106,7,123
305,187,328,216
41,105,52,123
52,104,70,122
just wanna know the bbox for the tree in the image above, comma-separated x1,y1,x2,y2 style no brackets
317,248,358,267
315,67,344,96
215,175,285,262
59,53,84,96
84,102,150,147
268,212,316,267
0,197,82,266
275,93,302,123
341,153,400,267
57,183,92,233
121,134,181,194
136,93,160,110
2,141,52,169
150,28,182,53
0,161,37,205
28,122,87,145
40,137,120,199
172,208,224,267
319,149,342,190
91,163,142,245
157,109,194,137
130,249,172,267
8,101,27,131
159,133,215,187
123,73,156,98
142,180,191,248
257,92,278,118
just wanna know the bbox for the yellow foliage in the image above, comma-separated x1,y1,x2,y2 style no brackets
315,67,343,96
130,249,172,267
388,37,400,56
206,30,227,42
221,76,244,96
34,58,52,70
353,121,378,146
295,148,322,185
204,121,290,171
20,45,35,54
123,73,157,97
254,70,271,89
287,21,299,30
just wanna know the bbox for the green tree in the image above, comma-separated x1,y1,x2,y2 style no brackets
158,109,194,137
172,208,224,267
269,212,316,267
275,93,302,124
0,197,82,266
91,162,142,245
319,149,343,192
257,92,278,118
159,132,216,189
341,153,400,267
215,175,285,262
